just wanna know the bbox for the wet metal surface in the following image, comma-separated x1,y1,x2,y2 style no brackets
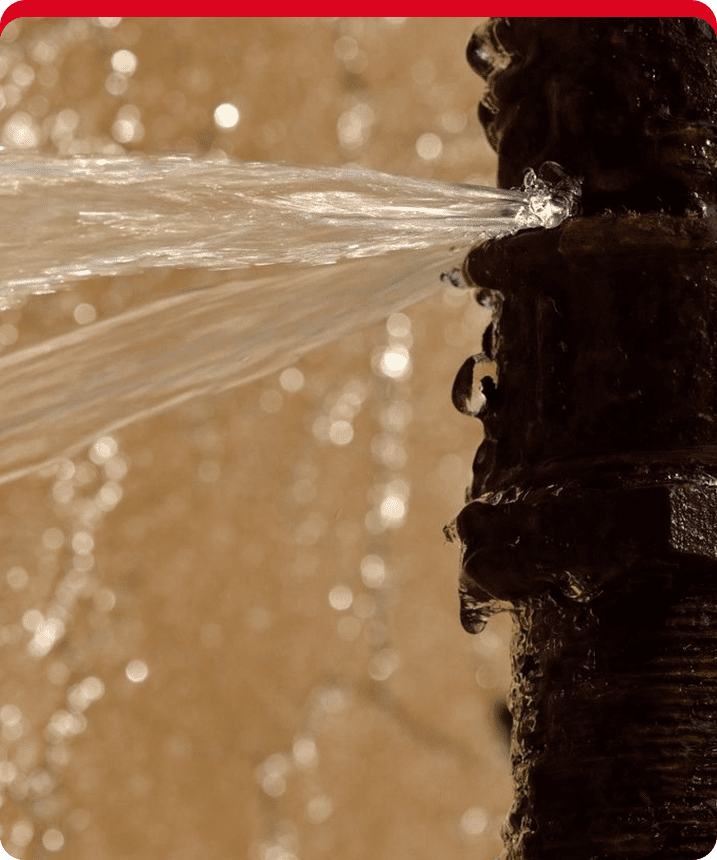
455,18,717,860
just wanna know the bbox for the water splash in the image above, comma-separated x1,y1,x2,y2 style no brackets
0,154,555,304
521,160,583,229
0,154,576,484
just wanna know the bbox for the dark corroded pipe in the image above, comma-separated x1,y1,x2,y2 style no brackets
450,18,717,859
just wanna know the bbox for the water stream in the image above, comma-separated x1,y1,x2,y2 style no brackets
0,154,572,485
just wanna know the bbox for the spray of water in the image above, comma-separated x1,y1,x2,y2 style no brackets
0,154,576,484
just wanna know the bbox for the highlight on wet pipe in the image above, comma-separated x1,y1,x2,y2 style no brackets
448,17,717,860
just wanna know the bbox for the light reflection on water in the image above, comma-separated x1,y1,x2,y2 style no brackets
0,17,515,860
0,155,532,302
0,152,563,485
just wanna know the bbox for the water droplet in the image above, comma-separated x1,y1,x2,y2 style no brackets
360,554,386,588
279,367,304,393
461,806,489,836
11,64,34,89
93,588,116,613
459,583,513,634
337,104,374,149
386,312,411,339
111,49,137,76
125,659,148,683
29,617,66,658
292,737,317,769
42,828,65,851
452,354,497,417
0,705,21,726
112,118,140,144
328,584,353,611
105,72,129,96
318,686,348,714
441,109,468,134
459,589,489,635
257,753,289,797
416,132,443,161
71,531,94,555
213,102,240,130
73,302,97,324
334,35,358,63
96,482,122,510
379,493,406,525
89,436,118,463
67,676,104,712
51,109,79,141
368,648,400,681
2,111,40,148
328,420,353,445
10,819,33,847
6,566,28,590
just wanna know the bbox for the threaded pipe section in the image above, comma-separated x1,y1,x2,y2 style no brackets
505,563,717,859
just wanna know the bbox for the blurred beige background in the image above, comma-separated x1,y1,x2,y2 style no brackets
0,17,512,860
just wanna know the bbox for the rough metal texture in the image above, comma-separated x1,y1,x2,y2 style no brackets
467,17,717,215
453,17,717,859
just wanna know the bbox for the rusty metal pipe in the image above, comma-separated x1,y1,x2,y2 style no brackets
451,17,717,859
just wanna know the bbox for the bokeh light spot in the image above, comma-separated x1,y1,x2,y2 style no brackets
213,102,240,130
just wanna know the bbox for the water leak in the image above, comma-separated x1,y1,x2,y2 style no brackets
0,154,574,486
0,16,540,860
0,155,542,302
